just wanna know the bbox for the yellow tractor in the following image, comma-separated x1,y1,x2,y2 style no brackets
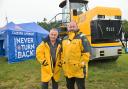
50,0,122,61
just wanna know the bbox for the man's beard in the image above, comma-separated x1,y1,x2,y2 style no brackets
68,29,79,32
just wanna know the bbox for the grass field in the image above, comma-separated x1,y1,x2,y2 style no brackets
0,53,128,89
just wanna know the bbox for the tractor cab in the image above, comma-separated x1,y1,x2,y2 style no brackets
59,0,88,25
49,0,88,38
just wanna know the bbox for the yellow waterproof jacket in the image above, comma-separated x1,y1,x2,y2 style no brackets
62,32,90,78
36,37,61,82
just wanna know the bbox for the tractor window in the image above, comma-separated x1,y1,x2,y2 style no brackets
62,6,70,23
71,3,86,15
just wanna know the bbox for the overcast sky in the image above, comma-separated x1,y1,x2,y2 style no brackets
0,0,128,27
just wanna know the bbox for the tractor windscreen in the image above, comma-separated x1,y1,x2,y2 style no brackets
71,3,86,15
91,19,122,43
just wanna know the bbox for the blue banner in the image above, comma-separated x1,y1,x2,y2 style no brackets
8,31,37,63
14,37,35,59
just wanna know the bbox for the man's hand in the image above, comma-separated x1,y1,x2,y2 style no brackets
79,62,85,68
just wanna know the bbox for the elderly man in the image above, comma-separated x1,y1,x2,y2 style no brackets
61,21,91,89
36,28,61,89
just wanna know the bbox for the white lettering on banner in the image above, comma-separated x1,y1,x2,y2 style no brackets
14,37,35,59
12,31,24,35
20,44,35,50
24,32,34,36
12,31,34,36
17,50,35,59
15,38,34,44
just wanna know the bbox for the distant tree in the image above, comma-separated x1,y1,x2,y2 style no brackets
122,20,128,38
43,18,47,22
38,20,61,31
122,20,128,32
50,21,60,28
37,22,50,31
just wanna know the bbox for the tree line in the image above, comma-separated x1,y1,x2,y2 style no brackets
122,20,128,38
37,18,60,31
37,19,128,38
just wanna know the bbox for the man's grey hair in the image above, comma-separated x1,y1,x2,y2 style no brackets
50,28,58,33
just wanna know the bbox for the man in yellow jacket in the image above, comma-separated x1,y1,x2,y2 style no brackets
36,28,61,89
61,21,91,89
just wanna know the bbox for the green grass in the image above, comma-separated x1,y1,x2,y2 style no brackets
0,54,128,89
87,54,128,89
0,58,41,89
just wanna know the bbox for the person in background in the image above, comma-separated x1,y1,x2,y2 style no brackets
36,28,61,89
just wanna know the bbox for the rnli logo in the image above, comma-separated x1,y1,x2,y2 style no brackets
67,40,70,45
